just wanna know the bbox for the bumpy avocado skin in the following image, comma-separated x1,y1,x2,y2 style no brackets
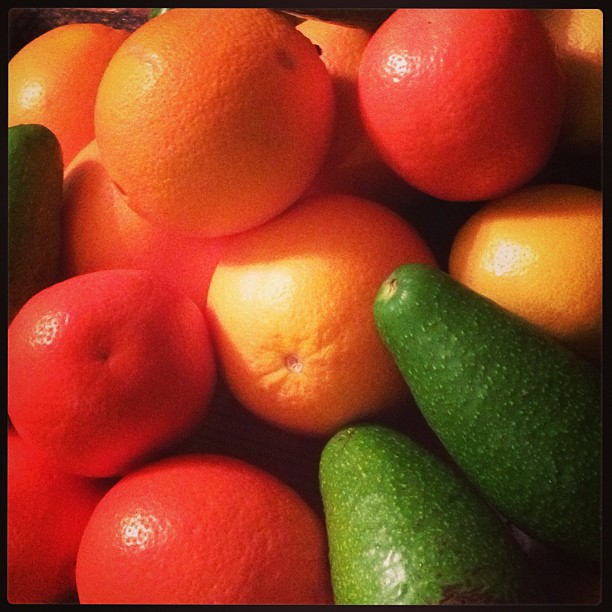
373,263,601,561
320,424,537,605
8,124,63,322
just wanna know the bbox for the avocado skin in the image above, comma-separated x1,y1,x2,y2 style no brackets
8,124,63,322
373,263,601,561
319,424,537,605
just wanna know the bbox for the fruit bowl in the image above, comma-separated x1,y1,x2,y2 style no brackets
8,7,602,606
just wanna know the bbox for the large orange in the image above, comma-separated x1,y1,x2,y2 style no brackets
8,428,112,604
535,9,603,154
449,184,602,361
94,8,334,237
358,9,566,202
75,453,333,604
8,269,217,478
8,23,129,166
61,140,227,312
206,193,437,436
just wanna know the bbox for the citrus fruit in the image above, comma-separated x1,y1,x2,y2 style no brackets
448,183,602,361
8,269,217,478
61,140,227,312
206,192,437,436
8,123,63,323
296,19,378,174
8,22,129,167
8,428,112,603
296,18,413,205
94,8,334,237
358,8,566,202
535,9,603,154
75,453,334,604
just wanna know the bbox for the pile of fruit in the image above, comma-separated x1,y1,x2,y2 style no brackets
7,7,602,605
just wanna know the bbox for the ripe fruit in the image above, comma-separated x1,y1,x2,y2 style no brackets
536,9,603,154
8,23,129,166
374,263,601,560
206,193,436,436
94,8,334,237
320,424,538,604
448,183,602,361
296,20,381,176
297,18,413,205
8,124,63,322
8,269,216,478
61,140,227,312
76,453,334,604
358,9,566,201
8,428,112,603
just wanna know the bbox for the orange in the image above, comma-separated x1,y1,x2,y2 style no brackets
8,269,217,478
449,183,602,361
75,453,334,604
94,8,334,237
296,19,379,176
296,18,415,205
8,428,112,603
535,9,603,154
8,23,129,166
358,9,566,202
61,140,227,312
206,192,437,436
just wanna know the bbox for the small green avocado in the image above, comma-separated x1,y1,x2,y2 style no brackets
8,124,63,323
373,263,601,561
320,424,538,605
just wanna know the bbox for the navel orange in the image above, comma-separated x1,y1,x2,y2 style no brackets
297,17,414,205
8,23,129,166
94,8,334,237
535,9,603,154
449,183,602,361
206,193,437,436
61,140,226,312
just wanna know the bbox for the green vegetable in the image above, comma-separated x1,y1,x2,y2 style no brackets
373,263,601,560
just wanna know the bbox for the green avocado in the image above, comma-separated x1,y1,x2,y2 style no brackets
319,423,538,605
373,263,601,561
8,124,63,323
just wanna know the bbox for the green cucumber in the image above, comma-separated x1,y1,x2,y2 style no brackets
373,263,601,561
319,423,538,604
